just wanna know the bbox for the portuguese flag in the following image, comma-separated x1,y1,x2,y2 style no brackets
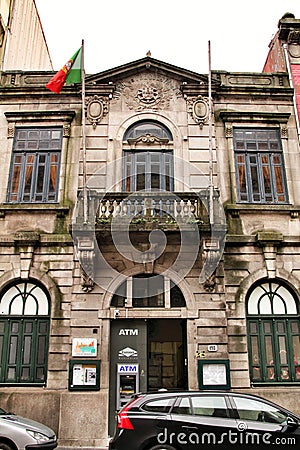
46,47,82,94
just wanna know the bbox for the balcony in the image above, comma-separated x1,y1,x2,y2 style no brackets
74,190,226,232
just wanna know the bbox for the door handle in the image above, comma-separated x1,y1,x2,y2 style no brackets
182,425,198,430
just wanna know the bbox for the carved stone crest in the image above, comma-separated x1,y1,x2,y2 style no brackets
187,96,209,127
86,95,109,128
114,73,181,111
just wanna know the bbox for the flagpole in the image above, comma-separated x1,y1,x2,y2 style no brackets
208,40,214,225
81,39,88,224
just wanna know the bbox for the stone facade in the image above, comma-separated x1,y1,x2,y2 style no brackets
0,17,300,449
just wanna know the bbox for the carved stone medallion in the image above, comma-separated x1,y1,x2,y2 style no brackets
187,96,209,127
86,95,109,128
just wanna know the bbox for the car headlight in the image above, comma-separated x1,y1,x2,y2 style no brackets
27,430,50,442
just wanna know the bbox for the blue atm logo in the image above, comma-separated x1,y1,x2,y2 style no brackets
118,364,138,374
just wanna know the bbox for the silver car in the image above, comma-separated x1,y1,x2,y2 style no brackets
0,407,57,450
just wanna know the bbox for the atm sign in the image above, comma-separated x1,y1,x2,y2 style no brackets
117,364,138,374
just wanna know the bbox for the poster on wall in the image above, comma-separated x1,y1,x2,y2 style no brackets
69,360,100,391
198,359,230,390
72,338,97,357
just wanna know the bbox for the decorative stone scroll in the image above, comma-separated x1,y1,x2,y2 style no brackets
76,236,95,292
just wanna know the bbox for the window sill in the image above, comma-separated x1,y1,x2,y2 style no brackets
225,203,300,219
0,203,69,218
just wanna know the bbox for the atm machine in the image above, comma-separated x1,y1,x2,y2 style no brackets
116,363,139,409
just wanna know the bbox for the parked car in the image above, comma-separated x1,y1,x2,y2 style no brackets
0,407,57,450
109,390,300,449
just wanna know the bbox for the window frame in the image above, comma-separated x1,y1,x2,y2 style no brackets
122,120,174,193
111,275,186,308
7,127,63,203
0,281,50,386
247,280,300,384
233,128,288,204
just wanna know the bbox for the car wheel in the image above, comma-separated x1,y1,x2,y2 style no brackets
0,443,13,450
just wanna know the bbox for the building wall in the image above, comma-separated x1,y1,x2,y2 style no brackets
0,0,52,70
0,44,300,448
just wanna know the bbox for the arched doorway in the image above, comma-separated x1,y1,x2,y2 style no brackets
108,274,188,434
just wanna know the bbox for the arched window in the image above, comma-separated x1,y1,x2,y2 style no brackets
123,121,174,192
247,280,300,383
111,274,186,308
0,281,50,385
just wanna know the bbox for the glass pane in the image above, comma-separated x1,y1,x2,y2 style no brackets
291,322,300,333
37,336,46,365
11,164,21,195
172,397,191,415
125,121,172,140
28,130,39,140
39,322,48,334
10,297,23,315
293,335,300,365
21,367,30,381
27,141,38,150
249,322,257,333
23,336,32,365
7,367,16,380
36,164,45,194
142,398,174,412
276,287,297,314
277,322,285,333
238,164,247,194
265,336,274,366
264,322,271,333
0,322,5,333
11,322,19,333
24,322,33,333
24,297,37,315
36,367,45,381
278,336,287,363
250,336,260,365
280,366,290,380
24,164,33,194
252,367,261,380
51,130,61,140
9,336,18,364
48,164,58,193
247,287,262,314
259,296,272,314
234,397,287,423
190,396,228,417
0,336,3,362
